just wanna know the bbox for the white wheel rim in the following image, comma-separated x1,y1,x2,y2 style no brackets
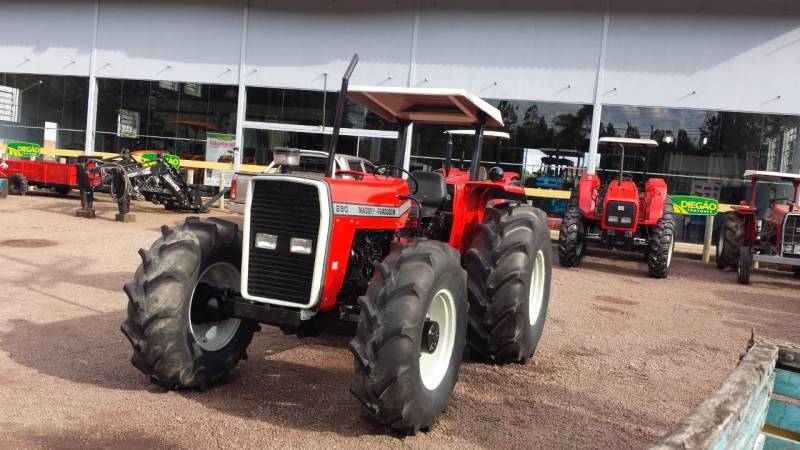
419,289,457,391
529,250,546,325
717,232,724,259
666,235,674,268
189,262,242,352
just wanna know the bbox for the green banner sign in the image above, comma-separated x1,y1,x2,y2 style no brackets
7,141,41,158
140,152,181,169
672,195,719,216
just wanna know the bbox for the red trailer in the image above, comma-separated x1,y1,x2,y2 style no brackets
0,159,99,196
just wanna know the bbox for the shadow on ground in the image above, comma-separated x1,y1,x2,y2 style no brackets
0,311,376,437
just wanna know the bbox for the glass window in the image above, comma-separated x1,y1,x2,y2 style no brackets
0,73,88,153
95,78,238,161
246,87,327,126
242,128,357,166
600,105,800,243
410,99,592,177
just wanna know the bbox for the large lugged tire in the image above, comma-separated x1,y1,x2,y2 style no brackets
717,213,744,269
9,173,28,195
647,196,676,278
349,240,467,435
737,246,752,284
121,217,258,389
558,207,585,267
464,205,551,364
793,267,800,279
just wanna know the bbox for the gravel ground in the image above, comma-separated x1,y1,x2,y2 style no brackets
0,193,798,449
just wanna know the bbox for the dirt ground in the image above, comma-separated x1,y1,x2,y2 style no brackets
0,193,798,450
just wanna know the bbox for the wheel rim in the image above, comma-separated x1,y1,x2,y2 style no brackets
666,235,675,268
419,289,457,391
717,232,724,260
529,249,546,325
189,262,242,352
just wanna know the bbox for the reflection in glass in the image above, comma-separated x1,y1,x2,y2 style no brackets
0,73,89,149
95,78,238,161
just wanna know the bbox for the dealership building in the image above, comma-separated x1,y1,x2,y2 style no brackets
2,0,799,241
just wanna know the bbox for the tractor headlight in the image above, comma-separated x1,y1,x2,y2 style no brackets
290,237,313,255
255,233,278,250
785,244,794,253
620,217,632,224
608,215,619,223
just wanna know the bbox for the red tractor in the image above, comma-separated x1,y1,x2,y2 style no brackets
716,170,800,284
558,137,675,278
121,56,552,435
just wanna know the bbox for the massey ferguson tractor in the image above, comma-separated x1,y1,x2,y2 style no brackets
120,55,552,435
558,137,675,278
716,170,800,284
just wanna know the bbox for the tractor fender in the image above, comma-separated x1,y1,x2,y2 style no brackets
643,178,669,223
575,173,600,214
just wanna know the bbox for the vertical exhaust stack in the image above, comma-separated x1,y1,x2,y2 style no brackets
325,54,359,178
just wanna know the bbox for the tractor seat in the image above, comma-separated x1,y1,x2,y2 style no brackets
409,171,447,217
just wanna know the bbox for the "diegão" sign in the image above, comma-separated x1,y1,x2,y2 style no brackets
672,195,719,216
7,141,41,158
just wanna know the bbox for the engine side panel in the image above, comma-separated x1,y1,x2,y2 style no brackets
320,176,414,312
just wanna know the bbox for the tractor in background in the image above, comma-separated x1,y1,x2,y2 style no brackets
716,170,800,284
527,148,584,221
121,55,552,435
558,137,675,278
439,129,521,185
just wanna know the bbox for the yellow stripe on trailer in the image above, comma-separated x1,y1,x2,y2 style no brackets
524,188,572,199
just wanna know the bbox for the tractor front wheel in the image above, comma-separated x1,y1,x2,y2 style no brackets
737,246,752,284
647,196,675,279
717,213,744,269
465,204,551,364
9,173,28,195
349,240,467,435
121,217,258,389
558,207,585,267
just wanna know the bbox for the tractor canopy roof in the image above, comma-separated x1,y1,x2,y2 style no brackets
598,137,659,149
444,129,510,139
347,86,504,127
538,148,583,157
541,156,575,166
743,170,800,183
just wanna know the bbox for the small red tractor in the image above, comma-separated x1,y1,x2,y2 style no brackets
716,170,800,284
558,137,675,278
121,55,552,434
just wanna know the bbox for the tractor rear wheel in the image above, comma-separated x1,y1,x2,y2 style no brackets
464,204,551,364
349,240,467,435
54,186,71,196
9,173,28,195
558,207,585,267
717,213,745,269
121,217,258,389
647,196,675,278
737,246,752,284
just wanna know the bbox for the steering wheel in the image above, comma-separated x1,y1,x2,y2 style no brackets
335,170,366,180
374,165,419,195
